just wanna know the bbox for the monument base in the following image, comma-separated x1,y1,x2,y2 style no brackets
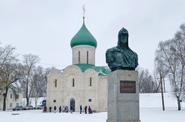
107,119,140,122
107,70,140,122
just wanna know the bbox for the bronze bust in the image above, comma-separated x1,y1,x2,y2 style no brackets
106,27,138,71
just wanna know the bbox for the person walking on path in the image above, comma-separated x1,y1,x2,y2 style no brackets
49,107,52,112
59,106,62,113
80,105,82,114
84,106,87,114
88,106,92,114
54,106,57,113
43,106,47,112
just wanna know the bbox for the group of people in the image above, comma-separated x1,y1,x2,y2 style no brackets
43,106,69,113
43,105,93,114
80,105,92,114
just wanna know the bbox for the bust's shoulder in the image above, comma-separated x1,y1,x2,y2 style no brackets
129,48,137,54
106,46,119,53
128,48,138,58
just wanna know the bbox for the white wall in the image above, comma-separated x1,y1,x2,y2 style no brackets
46,66,108,112
0,89,23,110
97,76,108,112
72,45,96,65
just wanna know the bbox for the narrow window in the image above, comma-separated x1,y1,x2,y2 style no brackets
72,78,75,87
90,77,92,86
54,79,57,88
87,51,89,64
78,51,80,64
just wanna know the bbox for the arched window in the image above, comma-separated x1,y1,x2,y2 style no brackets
87,51,89,64
54,79,57,88
78,51,80,64
72,78,75,87
90,77,92,86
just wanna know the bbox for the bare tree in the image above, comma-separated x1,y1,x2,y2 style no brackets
21,54,40,106
31,66,48,107
0,45,21,111
0,44,47,110
138,68,159,93
155,45,169,111
155,23,185,110
171,24,185,110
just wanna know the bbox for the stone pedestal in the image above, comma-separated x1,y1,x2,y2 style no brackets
107,70,140,122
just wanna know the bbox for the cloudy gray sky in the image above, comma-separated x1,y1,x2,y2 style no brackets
0,0,185,73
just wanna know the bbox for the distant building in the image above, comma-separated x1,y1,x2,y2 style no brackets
0,88,23,110
46,18,111,112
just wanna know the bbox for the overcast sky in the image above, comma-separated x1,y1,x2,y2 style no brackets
0,0,185,73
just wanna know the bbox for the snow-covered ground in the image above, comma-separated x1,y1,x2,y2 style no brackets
140,93,185,108
0,93,185,122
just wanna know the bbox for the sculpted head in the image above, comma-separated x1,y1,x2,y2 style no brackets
118,27,129,48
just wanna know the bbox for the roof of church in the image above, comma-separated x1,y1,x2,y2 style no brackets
74,64,111,76
70,23,97,48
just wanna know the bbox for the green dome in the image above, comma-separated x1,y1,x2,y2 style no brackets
70,23,97,48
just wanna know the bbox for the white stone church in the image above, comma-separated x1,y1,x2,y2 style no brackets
46,19,111,112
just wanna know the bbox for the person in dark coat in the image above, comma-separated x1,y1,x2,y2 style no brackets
88,106,92,114
54,106,57,113
70,105,74,113
49,107,52,112
80,105,82,114
59,106,62,113
84,106,87,114
43,106,47,112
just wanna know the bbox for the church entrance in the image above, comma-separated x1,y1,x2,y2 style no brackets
70,98,75,112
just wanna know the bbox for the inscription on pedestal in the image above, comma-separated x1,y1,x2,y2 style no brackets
120,81,136,93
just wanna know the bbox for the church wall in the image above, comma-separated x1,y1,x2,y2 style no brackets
47,66,100,111
62,69,84,111
72,45,95,65
61,68,99,112
47,68,64,111
46,91,63,110
47,66,108,112
97,76,108,112
83,69,99,111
